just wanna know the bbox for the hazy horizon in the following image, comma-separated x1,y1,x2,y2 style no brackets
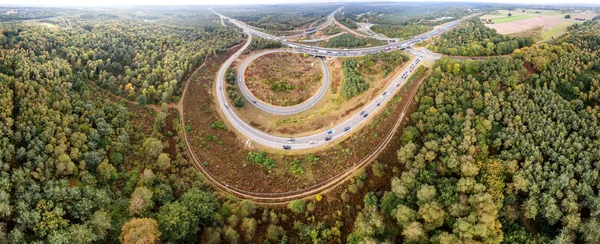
2,0,600,7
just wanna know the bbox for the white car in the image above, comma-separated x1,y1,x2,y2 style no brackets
309,140,317,144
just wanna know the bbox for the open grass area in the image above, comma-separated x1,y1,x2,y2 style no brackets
481,9,572,24
489,14,533,23
543,20,576,42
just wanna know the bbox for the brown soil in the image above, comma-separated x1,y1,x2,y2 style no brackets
486,16,565,34
183,45,424,193
573,12,598,20
233,52,411,138
245,52,322,106
509,26,544,42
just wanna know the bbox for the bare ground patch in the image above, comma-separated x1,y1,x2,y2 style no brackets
573,12,598,21
486,16,565,35
245,52,322,106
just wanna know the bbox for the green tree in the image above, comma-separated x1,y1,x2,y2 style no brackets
157,201,195,242
287,200,306,214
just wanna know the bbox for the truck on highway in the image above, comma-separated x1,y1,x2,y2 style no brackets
318,50,327,54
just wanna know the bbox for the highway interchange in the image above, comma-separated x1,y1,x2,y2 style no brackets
210,7,473,150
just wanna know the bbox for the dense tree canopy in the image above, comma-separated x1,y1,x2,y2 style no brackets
349,20,600,243
0,7,239,243
322,33,386,48
1,12,242,104
340,51,408,99
430,18,535,56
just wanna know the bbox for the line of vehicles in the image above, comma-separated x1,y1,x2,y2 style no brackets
209,8,476,150
278,58,424,150
281,126,354,149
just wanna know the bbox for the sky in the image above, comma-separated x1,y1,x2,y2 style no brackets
2,0,599,6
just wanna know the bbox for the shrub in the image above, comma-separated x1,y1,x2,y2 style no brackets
287,200,306,214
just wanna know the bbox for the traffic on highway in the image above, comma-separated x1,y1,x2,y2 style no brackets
209,7,473,149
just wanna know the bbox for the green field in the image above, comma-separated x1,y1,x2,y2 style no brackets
481,9,571,24
543,20,576,42
489,14,534,23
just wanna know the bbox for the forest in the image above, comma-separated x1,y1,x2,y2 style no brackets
429,18,535,56
0,7,352,244
0,7,256,243
1,9,242,105
340,51,408,99
214,4,340,32
3,4,600,244
347,20,600,243
335,2,476,38
370,23,432,39
322,33,386,48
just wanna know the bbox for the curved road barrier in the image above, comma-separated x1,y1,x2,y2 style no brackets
216,31,421,150
237,49,330,115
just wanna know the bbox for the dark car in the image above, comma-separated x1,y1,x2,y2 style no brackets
283,145,291,149
376,102,381,107
359,111,365,115
324,136,332,141
344,126,351,132
363,113,369,118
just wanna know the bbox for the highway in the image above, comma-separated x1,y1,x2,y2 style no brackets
208,8,480,150
219,14,464,57
211,6,483,58
216,31,423,149
264,6,343,38
236,49,330,115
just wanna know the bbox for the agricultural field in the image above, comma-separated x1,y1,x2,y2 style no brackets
482,9,580,41
244,52,323,106
480,9,568,23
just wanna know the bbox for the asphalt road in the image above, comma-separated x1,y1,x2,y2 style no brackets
211,6,483,58
226,16,463,57
236,48,330,115
208,8,481,150
216,31,423,149
274,6,343,38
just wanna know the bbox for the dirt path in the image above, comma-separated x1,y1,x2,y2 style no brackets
87,81,163,112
